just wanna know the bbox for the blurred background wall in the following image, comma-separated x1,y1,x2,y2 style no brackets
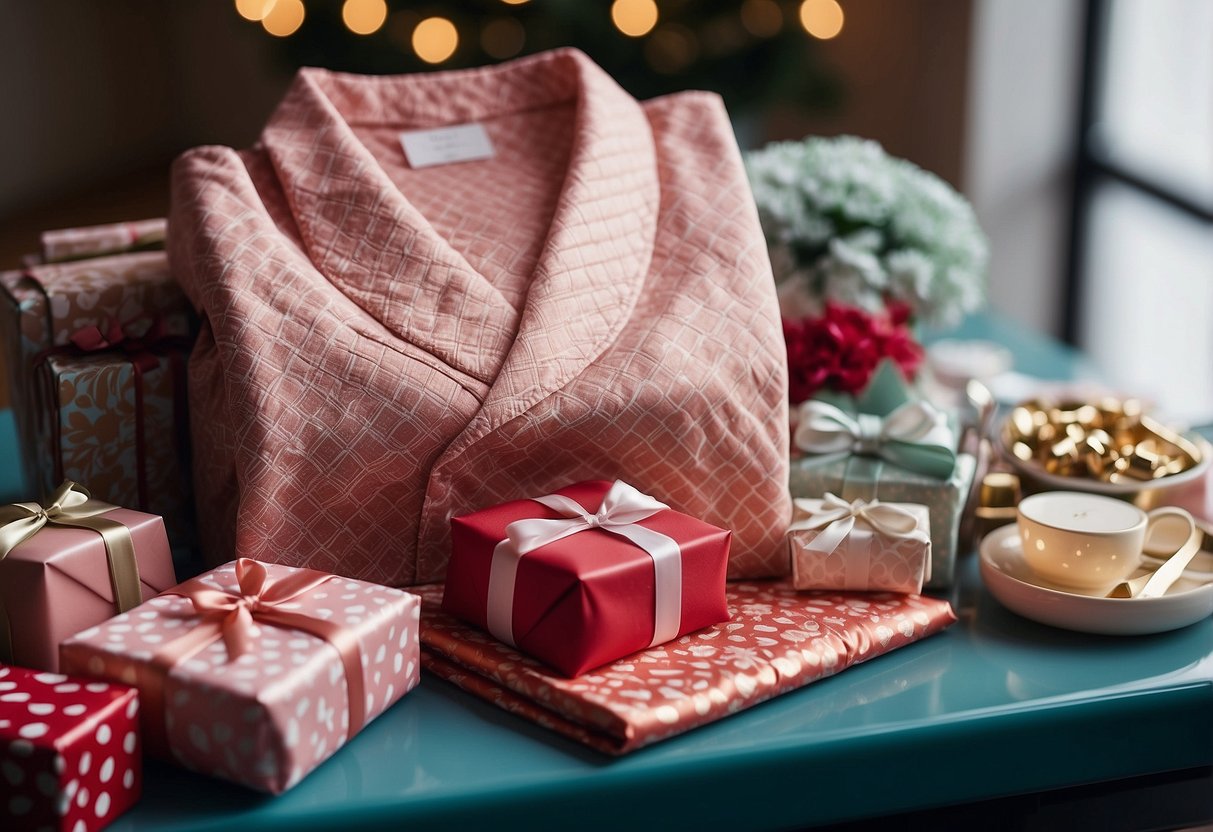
1,0,1208,421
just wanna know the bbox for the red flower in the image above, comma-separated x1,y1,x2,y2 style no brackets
783,303,922,404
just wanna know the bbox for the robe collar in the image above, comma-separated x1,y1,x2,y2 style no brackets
260,49,659,411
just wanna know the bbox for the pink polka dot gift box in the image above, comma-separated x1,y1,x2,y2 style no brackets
60,558,421,794
0,664,141,832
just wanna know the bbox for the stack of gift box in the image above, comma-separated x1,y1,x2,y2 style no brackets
0,53,1005,831
0,218,966,830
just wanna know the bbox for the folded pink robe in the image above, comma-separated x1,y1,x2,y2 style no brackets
168,48,790,586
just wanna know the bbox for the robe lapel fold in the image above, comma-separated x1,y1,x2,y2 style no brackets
260,49,659,496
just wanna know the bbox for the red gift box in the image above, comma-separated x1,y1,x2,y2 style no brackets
442,480,731,677
0,664,141,831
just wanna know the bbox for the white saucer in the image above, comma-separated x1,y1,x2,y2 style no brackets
978,524,1213,635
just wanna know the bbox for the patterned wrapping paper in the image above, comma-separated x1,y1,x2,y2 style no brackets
416,581,955,755
41,218,167,264
0,665,142,832
0,506,176,672
40,351,193,548
60,560,422,794
0,252,193,546
788,497,933,594
789,453,976,590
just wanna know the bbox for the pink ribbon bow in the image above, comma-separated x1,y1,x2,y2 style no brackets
142,559,367,755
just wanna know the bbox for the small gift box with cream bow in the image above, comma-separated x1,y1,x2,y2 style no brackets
0,481,176,672
790,363,976,589
60,558,421,794
442,479,732,677
788,494,932,593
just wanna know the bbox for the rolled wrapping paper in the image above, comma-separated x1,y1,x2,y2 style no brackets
788,493,933,593
487,480,682,649
0,481,143,662
40,218,167,263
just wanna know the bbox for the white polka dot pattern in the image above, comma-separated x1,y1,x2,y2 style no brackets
60,560,422,794
0,665,141,831
417,580,956,754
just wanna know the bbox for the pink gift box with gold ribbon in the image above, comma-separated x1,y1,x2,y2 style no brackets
0,481,176,672
60,559,421,794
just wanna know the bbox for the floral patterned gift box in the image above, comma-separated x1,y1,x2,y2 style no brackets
0,252,194,548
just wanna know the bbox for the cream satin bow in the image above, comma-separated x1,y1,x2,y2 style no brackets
790,493,930,558
794,399,957,478
486,480,683,649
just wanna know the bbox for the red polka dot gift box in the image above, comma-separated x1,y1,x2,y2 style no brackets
60,559,421,794
0,664,141,832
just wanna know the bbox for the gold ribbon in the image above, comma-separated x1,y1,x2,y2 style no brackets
0,481,143,662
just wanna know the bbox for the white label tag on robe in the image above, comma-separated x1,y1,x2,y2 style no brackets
399,124,495,168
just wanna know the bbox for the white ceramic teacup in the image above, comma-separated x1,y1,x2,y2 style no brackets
1016,491,1186,590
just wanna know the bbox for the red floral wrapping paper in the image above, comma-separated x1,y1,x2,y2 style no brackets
443,480,731,677
418,581,955,754
41,219,167,264
60,561,422,794
0,507,176,672
0,665,141,832
0,252,193,546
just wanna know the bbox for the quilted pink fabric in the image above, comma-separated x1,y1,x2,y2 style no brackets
168,48,790,586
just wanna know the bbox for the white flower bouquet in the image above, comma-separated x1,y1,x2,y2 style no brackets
745,136,989,328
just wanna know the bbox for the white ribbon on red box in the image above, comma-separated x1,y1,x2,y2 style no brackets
485,480,683,649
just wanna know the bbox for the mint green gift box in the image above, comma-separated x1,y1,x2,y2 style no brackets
788,363,977,590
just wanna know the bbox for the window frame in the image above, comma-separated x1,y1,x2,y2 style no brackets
1063,0,1213,346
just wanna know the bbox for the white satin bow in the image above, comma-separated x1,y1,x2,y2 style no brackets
790,493,930,557
486,481,683,650
793,399,957,478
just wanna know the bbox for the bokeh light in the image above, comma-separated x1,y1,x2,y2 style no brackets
342,0,388,36
261,0,305,37
413,17,459,64
611,0,659,38
235,0,276,22
799,0,844,40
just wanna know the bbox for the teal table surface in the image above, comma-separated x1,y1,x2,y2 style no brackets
4,315,1211,831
